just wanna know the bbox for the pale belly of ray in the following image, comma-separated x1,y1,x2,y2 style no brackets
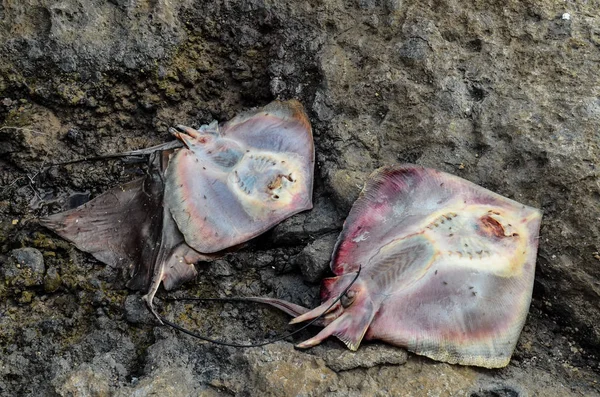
374,203,530,286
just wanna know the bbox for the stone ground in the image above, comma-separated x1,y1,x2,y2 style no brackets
0,0,599,395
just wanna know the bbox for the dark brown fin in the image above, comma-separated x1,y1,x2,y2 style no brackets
40,175,163,291
41,150,204,321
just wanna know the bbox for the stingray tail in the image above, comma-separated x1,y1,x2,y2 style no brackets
242,297,312,318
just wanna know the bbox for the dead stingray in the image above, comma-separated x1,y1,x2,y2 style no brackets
254,164,542,368
41,100,314,319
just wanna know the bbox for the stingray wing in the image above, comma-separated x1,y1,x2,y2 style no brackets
165,100,314,253
332,164,542,367
40,177,161,280
40,154,201,302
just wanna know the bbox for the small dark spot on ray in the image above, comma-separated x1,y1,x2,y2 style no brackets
472,291,477,296
203,195,207,199
443,281,448,285
464,243,468,247
435,269,438,275
449,233,454,237
469,286,474,289
512,233,519,237
203,167,206,170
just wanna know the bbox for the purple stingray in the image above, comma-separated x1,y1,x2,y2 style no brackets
41,100,314,320
253,164,542,368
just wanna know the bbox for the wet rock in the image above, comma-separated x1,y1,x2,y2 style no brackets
293,232,339,282
310,343,408,372
1,248,45,288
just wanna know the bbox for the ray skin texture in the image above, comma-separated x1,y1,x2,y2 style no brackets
41,100,314,319
256,164,542,368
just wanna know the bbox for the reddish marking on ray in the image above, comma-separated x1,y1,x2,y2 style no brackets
479,215,506,238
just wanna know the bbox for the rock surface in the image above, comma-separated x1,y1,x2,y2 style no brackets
294,232,339,282
0,0,599,396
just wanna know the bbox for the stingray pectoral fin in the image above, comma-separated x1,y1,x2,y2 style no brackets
297,298,376,351
40,177,161,274
222,100,313,160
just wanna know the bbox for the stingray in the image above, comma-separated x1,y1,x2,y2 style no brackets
253,164,542,368
40,100,314,320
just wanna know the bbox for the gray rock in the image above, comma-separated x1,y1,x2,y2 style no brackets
294,232,339,282
43,266,62,293
208,260,234,277
242,343,337,396
116,368,207,397
310,343,408,372
1,247,45,288
271,193,343,246
123,294,156,325
0,0,188,74
1,0,600,396
52,365,111,397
